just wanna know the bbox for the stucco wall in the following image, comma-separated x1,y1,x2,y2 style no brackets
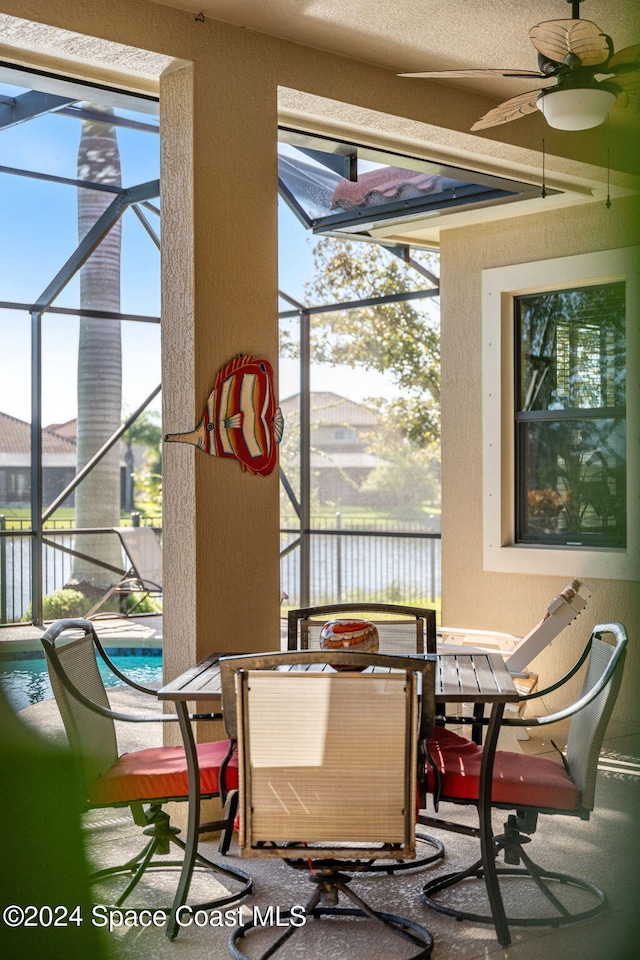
1,0,638,721
440,196,640,721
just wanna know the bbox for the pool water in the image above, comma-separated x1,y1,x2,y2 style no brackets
0,651,163,713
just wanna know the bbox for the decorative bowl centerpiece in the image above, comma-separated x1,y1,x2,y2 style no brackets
319,619,380,671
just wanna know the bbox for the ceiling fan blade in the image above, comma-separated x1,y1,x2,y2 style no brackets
611,91,640,116
608,44,640,69
608,69,640,97
471,88,545,131
400,68,546,79
530,19,611,66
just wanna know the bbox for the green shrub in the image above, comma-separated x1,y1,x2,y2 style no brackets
123,592,163,614
21,588,162,623
22,589,88,623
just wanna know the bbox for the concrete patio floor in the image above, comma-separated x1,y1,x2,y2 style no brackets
0,613,163,651
17,676,640,960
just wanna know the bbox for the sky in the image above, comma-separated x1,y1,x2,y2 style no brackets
0,79,421,427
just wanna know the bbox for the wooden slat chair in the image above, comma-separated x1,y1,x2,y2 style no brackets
40,618,250,929
420,622,627,940
437,578,589,674
218,650,436,960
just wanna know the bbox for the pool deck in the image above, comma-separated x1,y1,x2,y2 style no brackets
0,614,163,655
6,612,640,959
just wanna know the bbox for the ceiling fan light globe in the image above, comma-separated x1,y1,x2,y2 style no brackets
537,87,616,129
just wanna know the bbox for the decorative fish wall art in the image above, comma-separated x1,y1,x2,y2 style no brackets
165,354,284,476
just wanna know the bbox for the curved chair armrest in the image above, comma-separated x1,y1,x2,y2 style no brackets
218,738,237,804
47,649,222,725
117,576,162,592
504,623,627,728
42,617,160,697
41,619,221,725
93,628,163,697
514,639,593,702
432,638,591,727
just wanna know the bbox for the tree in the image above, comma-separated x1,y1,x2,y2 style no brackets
70,106,123,589
122,410,163,512
360,425,441,517
299,237,441,446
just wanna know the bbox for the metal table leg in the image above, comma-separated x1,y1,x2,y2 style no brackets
479,702,510,947
166,701,201,940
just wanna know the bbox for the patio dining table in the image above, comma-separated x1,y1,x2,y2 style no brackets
157,650,519,943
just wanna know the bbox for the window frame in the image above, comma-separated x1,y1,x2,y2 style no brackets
482,247,639,581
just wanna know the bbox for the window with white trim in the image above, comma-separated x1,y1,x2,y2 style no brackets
482,247,639,581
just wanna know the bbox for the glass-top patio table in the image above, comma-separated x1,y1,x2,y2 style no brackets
158,651,519,943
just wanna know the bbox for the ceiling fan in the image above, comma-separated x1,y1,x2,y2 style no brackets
400,0,640,131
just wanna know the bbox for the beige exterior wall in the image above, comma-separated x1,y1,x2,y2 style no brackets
1,0,638,722
440,196,640,721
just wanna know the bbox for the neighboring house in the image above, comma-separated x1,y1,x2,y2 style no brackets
0,413,133,511
280,392,389,503
0,411,76,508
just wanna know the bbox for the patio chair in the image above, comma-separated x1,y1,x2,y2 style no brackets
219,649,436,960
86,526,163,618
420,622,627,938
40,618,251,922
288,602,437,654
287,602,442,871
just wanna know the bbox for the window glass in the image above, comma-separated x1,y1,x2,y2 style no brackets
277,129,542,237
515,282,626,547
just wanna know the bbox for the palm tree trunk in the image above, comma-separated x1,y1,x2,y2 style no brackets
70,105,124,589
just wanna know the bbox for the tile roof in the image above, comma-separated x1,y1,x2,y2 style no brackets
0,410,77,454
280,392,380,427
331,167,458,210
45,418,77,440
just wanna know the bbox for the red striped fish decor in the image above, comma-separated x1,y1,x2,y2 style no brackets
164,355,284,476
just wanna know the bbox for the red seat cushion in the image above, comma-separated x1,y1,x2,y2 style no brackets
427,725,580,811
89,739,238,806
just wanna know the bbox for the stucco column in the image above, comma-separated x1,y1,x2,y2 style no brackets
160,58,281,697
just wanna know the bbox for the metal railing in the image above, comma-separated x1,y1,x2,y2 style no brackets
0,513,438,624
280,526,441,608
0,515,160,623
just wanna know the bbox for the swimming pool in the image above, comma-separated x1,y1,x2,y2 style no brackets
0,650,163,712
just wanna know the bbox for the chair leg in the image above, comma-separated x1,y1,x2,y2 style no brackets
114,837,161,906
230,867,434,960
421,816,607,930
218,789,239,856
355,830,444,874
88,807,252,917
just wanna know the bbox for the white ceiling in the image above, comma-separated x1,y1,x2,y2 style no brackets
146,0,638,241
151,0,638,104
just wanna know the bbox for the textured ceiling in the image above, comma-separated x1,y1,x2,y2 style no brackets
150,0,638,102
